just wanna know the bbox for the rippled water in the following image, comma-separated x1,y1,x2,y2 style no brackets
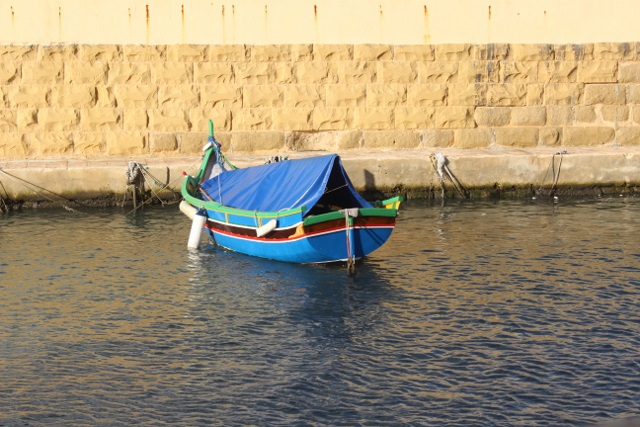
1,198,639,426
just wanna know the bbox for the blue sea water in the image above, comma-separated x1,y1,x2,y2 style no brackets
1,198,639,426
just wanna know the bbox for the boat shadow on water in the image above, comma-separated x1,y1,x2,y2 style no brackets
182,243,399,344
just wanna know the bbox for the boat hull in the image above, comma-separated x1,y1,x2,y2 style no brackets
205,217,395,263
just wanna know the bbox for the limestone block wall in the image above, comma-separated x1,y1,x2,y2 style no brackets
2,42,640,159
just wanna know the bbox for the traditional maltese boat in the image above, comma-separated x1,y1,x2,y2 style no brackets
180,122,402,271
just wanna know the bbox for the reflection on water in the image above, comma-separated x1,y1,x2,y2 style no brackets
1,198,639,426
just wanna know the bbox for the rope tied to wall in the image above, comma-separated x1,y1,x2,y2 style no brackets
430,153,469,199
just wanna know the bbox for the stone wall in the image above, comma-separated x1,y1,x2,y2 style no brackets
2,42,640,159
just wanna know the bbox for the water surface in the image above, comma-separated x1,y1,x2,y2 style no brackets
1,198,639,426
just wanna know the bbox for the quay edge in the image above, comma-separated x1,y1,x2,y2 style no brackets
0,147,639,209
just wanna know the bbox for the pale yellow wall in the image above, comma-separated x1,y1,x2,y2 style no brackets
1,0,640,45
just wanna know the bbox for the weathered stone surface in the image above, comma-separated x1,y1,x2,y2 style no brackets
0,109,17,131
555,44,591,61
193,63,233,84
435,44,474,61
420,129,454,148
544,84,583,105
500,61,538,83
0,133,28,157
510,107,546,126
28,132,74,155
394,45,435,61
632,106,640,125
538,61,578,83
313,45,353,61
106,132,146,155
150,133,179,152
354,45,393,61
50,85,96,108
487,84,527,106
593,42,634,60
458,61,499,83
436,107,475,129
243,85,284,108
563,127,615,146
378,62,417,83
578,61,618,83
0,62,19,84
272,108,313,130
494,127,539,148
148,110,190,132
616,127,640,146
123,45,166,62
108,63,151,84
251,44,292,62
201,85,242,109
366,84,406,107
190,109,230,132
326,84,366,107
80,45,122,61
334,61,376,84
601,105,629,123
166,44,208,61
293,60,326,84
233,108,273,131
547,106,574,126
362,130,420,149
17,109,37,129
584,84,625,105
38,45,78,61
417,62,458,83
37,109,79,131
21,61,63,84
477,44,510,60
74,133,106,155
0,45,37,62
574,106,598,124
80,108,122,130
540,127,562,146
474,107,510,127
395,107,436,129
234,63,272,84
158,85,200,109
65,61,108,84
407,84,446,106
113,85,157,108
313,108,353,130
526,84,544,105
124,109,148,130
209,45,249,62
448,83,487,106
452,128,492,148
151,62,192,84
287,130,361,152
230,132,285,154
95,86,117,108
354,108,394,130
180,133,210,154
510,44,553,61
619,63,640,83
283,85,324,107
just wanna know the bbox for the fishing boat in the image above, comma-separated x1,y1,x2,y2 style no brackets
180,121,402,271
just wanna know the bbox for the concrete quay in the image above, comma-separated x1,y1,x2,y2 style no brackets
1,147,639,209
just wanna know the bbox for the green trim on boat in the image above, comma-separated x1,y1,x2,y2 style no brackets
303,206,398,226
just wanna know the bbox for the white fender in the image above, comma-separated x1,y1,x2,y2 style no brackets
179,200,198,220
256,219,278,237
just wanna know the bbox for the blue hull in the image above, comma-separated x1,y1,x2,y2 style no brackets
207,225,394,264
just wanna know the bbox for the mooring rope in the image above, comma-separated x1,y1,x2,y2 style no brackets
538,151,567,197
0,168,78,212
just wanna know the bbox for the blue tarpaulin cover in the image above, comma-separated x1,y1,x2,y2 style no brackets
199,154,372,214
